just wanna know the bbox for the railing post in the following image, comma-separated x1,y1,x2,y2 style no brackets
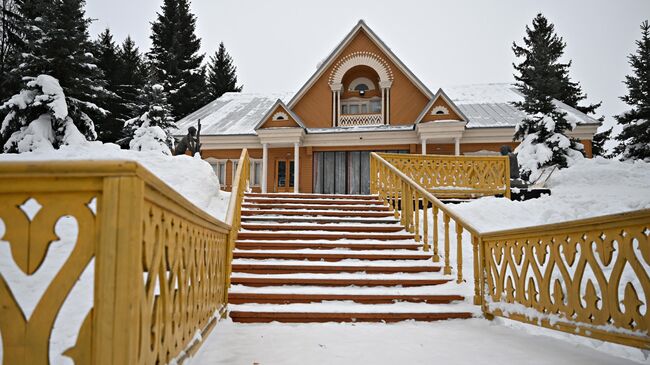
422,198,429,251
455,222,463,283
432,206,440,262
443,214,451,275
414,191,420,242
94,176,144,365
472,235,482,305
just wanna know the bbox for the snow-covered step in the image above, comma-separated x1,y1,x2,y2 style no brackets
229,284,466,296
237,230,414,241
241,209,395,218
229,301,478,314
232,258,436,267
230,276,450,287
228,292,464,304
241,202,392,211
235,239,422,251
240,223,405,233
241,215,400,224
232,250,430,261
231,263,440,274
245,193,380,200
244,197,385,206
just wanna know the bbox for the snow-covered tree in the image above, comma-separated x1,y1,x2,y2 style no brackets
124,84,175,155
1,0,110,149
116,36,147,119
0,0,23,100
512,13,585,180
614,20,650,161
0,75,88,152
148,0,207,119
206,42,243,99
93,28,123,143
592,127,613,158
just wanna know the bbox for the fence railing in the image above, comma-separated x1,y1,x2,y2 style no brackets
371,151,650,350
480,209,650,349
0,157,245,364
380,153,510,199
225,149,249,286
338,113,383,127
370,152,484,302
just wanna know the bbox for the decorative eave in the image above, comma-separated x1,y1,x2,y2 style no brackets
416,120,467,141
415,88,469,124
254,99,307,130
256,128,305,146
287,19,434,109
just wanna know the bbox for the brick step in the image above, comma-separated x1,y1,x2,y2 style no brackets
245,193,379,200
237,232,413,241
241,216,399,224
241,203,392,211
241,209,395,217
228,293,464,304
230,277,450,287
233,252,429,261
244,198,384,206
231,264,440,274
235,241,421,251
240,223,404,233
229,311,472,323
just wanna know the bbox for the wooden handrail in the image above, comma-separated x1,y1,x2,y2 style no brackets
226,148,249,225
224,149,250,290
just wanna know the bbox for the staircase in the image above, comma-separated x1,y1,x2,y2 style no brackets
228,193,474,323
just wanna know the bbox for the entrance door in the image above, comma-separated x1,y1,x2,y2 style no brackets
275,159,295,192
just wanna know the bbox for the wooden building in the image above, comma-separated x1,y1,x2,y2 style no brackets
175,20,600,194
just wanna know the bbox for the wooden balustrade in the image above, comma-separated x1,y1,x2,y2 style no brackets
372,151,650,349
225,149,250,286
0,151,250,364
380,153,511,199
370,152,483,294
480,209,650,349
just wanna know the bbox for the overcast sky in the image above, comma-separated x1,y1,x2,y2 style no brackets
86,0,650,132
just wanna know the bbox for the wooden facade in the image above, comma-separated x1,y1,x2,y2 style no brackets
185,20,600,194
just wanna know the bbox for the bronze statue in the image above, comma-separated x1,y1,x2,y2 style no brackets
175,120,202,156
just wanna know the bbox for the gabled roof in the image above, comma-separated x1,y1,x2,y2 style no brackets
415,88,469,124
175,92,294,136
287,20,434,108
254,99,306,130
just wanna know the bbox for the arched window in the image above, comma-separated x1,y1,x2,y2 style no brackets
354,83,369,92
272,112,289,121
348,77,376,92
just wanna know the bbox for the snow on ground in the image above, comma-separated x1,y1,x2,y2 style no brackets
0,141,230,220
190,318,646,365
450,157,650,233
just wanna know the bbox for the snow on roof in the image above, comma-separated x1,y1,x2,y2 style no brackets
444,83,600,128
176,84,599,136
175,92,294,136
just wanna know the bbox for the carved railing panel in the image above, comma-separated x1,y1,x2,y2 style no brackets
0,161,234,365
338,113,383,127
380,153,510,198
481,210,650,349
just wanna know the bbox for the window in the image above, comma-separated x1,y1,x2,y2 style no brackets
272,111,289,121
231,159,239,185
207,159,227,185
348,77,376,91
250,159,263,187
341,96,381,115
354,83,369,91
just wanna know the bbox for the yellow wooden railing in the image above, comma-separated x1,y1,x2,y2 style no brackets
225,149,249,286
480,209,650,349
371,151,650,349
370,152,484,302
380,153,511,199
0,154,249,365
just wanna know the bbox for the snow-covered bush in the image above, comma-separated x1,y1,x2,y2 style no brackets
515,113,584,181
0,75,94,153
123,83,175,154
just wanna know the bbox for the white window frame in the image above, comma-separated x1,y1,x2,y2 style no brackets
206,158,228,186
341,96,381,115
249,159,263,187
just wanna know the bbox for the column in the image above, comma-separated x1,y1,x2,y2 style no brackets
336,90,341,126
293,142,300,194
332,91,336,126
421,138,427,155
454,137,460,156
386,88,390,124
381,88,386,124
262,143,268,193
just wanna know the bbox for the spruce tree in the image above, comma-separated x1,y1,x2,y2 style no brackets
614,20,650,161
93,28,123,143
116,36,147,118
123,83,175,154
5,0,109,146
206,42,243,99
0,0,23,100
513,14,600,116
512,13,585,180
148,0,207,120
